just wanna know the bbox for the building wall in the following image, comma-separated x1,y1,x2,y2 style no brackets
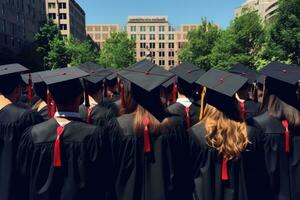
0,0,46,53
86,16,200,69
46,0,86,41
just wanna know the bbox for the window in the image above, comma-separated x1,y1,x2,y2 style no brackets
59,24,67,30
159,34,165,40
140,26,146,32
48,13,56,20
159,43,165,49
140,43,146,48
131,34,136,41
159,60,165,66
48,3,56,9
169,51,175,57
103,33,108,40
169,43,175,49
159,51,165,57
159,26,165,32
151,52,156,57
150,34,155,40
59,13,67,20
149,43,155,49
140,51,145,57
140,34,146,40
58,3,66,9
130,26,136,32
169,60,175,66
168,26,174,32
168,34,174,40
150,26,155,32
87,26,93,31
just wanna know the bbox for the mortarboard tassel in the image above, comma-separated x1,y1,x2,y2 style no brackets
281,120,290,153
51,100,56,117
120,83,125,109
221,158,229,181
199,87,207,121
47,89,52,119
185,106,191,129
173,79,177,103
53,126,64,167
86,107,93,124
240,101,246,120
143,116,151,153
28,73,33,102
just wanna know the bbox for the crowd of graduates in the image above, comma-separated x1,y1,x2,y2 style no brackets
0,59,299,200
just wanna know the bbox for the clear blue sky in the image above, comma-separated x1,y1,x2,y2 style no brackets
76,0,246,29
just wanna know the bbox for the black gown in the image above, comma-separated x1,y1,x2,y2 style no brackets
253,112,300,200
115,113,194,200
244,100,261,123
167,102,200,129
16,117,118,200
38,106,49,121
79,104,115,125
100,96,120,117
0,104,43,200
188,123,271,200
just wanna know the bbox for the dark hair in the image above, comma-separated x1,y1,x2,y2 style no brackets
34,82,47,102
0,73,22,95
119,81,137,115
107,78,118,89
49,79,83,105
85,80,103,96
177,78,196,98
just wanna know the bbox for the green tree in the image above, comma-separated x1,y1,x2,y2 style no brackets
264,0,300,65
46,36,70,69
210,10,265,70
98,32,136,69
35,20,62,69
178,19,221,70
65,37,98,66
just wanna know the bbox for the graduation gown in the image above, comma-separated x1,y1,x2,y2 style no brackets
38,106,49,121
244,100,261,122
167,102,200,129
100,97,120,117
79,104,115,125
188,123,271,200
253,112,300,200
115,113,194,200
16,117,117,200
0,104,43,200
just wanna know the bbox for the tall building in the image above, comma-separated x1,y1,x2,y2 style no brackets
87,16,200,69
46,0,86,41
235,0,278,22
0,0,46,54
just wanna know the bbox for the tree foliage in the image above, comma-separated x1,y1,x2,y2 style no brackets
47,36,69,69
98,32,136,69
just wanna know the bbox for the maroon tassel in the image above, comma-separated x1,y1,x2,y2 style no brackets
143,116,151,153
185,106,191,129
51,100,56,117
47,89,52,119
221,159,229,181
28,73,33,102
282,120,290,153
240,101,246,120
86,107,93,124
53,126,64,167
173,79,177,103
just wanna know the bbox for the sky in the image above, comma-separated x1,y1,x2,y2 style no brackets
76,0,246,29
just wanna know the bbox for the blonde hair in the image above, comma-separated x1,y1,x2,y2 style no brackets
203,104,249,161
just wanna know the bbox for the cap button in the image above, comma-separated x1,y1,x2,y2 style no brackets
187,70,192,74
282,69,287,73
219,77,224,83
145,71,150,75
62,73,67,75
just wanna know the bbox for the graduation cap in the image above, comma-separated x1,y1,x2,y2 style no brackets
0,63,29,76
260,61,300,109
118,60,174,153
161,75,176,106
196,68,248,121
228,63,257,84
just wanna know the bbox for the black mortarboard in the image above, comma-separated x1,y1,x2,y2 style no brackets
256,74,265,85
78,64,112,84
260,61,300,109
162,75,176,89
106,69,118,81
170,62,205,84
196,68,248,121
21,72,44,84
0,63,29,76
118,60,173,121
229,63,257,84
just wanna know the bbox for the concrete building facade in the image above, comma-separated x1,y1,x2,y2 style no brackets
235,0,278,22
87,16,200,69
0,0,46,53
46,0,86,41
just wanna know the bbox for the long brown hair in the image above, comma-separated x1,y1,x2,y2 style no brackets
119,81,137,115
203,104,249,161
133,105,170,136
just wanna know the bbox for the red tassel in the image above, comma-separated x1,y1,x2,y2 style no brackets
51,100,56,117
221,159,229,181
47,89,52,119
28,73,33,102
185,106,191,129
120,84,125,109
173,80,177,103
282,120,290,153
143,116,151,153
53,126,64,167
240,101,246,120
86,106,93,124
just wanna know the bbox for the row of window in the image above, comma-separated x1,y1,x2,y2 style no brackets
139,51,175,58
48,13,67,20
139,42,175,49
130,25,170,32
130,34,175,41
48,3,66,9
